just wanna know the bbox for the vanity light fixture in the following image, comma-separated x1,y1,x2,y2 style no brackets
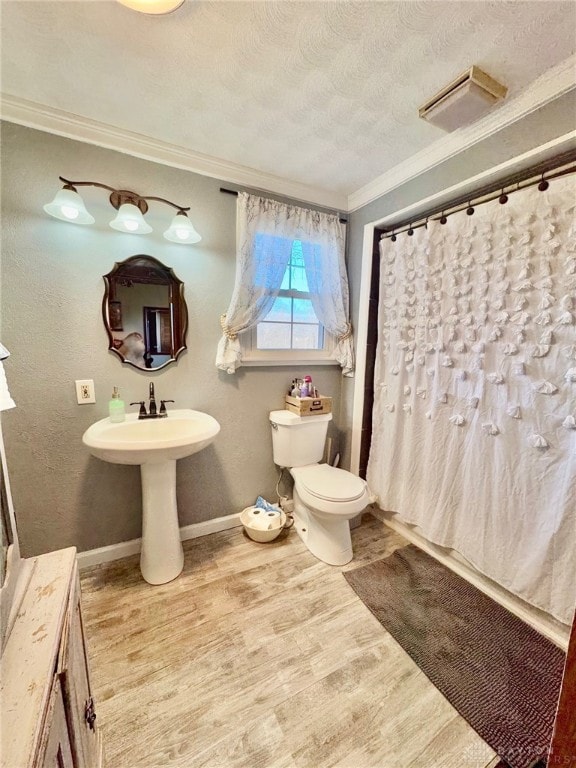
109,202,153,235
163,211,202,244
43,184,95,225
44,177,201,245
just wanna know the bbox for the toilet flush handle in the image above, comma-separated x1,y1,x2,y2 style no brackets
270,421,278,430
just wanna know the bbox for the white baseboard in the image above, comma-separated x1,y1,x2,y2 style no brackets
370,507,570,650
76,513,242,570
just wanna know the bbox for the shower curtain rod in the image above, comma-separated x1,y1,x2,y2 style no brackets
380,148,576,240
219,187,348,224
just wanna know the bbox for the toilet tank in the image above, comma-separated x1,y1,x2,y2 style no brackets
269,410,332,468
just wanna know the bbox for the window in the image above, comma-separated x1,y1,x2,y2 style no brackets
216,191,353,375
242,238,334,365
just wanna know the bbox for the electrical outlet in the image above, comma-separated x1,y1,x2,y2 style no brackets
75,379,96,405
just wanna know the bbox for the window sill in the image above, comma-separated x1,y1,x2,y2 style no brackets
241,356,340,368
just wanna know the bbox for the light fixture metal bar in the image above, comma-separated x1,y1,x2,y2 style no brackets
59,176,118,194
140,196,190,212
58,176,190,213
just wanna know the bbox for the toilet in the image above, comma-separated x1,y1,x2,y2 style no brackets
269,409,370,566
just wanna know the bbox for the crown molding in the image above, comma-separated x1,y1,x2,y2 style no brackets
1,54,574,215
0,94,348,211
347,54,576,212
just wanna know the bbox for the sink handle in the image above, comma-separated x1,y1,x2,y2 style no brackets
130,401,147,418
159,399,175,415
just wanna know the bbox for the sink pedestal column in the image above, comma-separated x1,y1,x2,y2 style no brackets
140,460,184,585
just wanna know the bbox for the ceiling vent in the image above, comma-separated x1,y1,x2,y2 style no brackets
419,66,507,132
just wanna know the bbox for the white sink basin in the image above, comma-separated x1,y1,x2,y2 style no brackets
82,408,220,585
82,409,220,465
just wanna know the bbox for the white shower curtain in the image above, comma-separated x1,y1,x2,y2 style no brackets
367,175,576,624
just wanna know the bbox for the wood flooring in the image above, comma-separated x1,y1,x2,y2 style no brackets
80,514,497,768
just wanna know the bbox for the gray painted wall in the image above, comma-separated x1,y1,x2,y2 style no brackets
2,90,574,555
340,91,576,469
0,123,344,557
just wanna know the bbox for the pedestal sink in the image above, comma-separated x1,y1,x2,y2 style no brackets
82,409,220,585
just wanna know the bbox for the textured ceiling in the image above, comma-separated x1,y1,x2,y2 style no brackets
1,1,575,195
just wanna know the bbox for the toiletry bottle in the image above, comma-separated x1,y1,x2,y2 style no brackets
109,386,126,423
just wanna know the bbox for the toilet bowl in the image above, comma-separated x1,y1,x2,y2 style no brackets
291,463,370,565
269,409,369,566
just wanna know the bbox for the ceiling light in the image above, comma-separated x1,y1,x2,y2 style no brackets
43,185,95,225
44,177,201,245
117,0,184,15
164,211,202,244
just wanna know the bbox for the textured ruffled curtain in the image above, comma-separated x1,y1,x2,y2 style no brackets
216,192,353,375
368,175,576,624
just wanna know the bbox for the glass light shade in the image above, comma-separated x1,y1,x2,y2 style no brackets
43,188,95,225
117,0,184,14
163,212,202,244
109,203,153,234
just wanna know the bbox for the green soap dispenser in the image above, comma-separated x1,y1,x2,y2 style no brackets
109,386,126,423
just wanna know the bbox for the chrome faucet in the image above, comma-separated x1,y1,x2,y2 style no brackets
149,382,157,417
130,382,174,419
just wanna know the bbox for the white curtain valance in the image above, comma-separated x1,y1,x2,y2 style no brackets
216,192,354,375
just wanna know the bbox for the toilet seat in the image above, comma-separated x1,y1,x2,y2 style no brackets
290,464,369,518
292,464,366,502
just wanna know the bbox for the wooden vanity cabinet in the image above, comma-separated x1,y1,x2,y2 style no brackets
39,678,75,768
1,547,103,768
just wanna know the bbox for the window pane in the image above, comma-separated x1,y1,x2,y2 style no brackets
291,240,304,266
257,323,291,349
253,233,293,288
290,266,309,292
292,298,318,324
292,324,322,349
265,296,292,322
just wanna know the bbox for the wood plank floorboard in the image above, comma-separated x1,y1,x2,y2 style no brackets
80,514,497,768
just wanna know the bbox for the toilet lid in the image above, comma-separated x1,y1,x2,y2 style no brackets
294,464,366,502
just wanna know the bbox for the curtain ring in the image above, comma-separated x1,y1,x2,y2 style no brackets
466,201,475,216
440,212,447,225
407,224,414,236
538,173,549,192
499,188,508,204
391,229,397,242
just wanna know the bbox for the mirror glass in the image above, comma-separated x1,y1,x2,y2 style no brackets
103,255,188,370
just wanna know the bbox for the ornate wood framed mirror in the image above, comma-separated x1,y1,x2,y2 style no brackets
103,255,188,370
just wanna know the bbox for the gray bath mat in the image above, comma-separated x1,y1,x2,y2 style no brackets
343,544,566,768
